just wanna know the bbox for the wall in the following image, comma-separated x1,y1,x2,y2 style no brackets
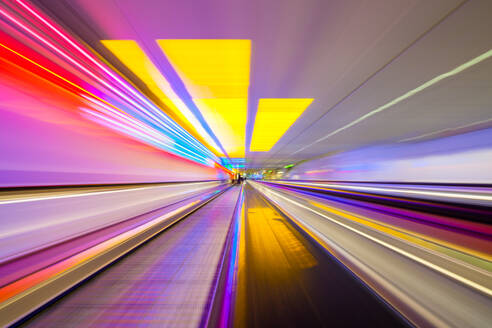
285,128,492,184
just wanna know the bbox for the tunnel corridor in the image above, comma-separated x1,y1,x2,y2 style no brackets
0,0,491,327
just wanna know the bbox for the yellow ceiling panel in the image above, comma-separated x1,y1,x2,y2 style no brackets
158,39,251,157
101,40,223,155
250,98,313,152
194,98,247,157
193,98,248,157
157,39,250,98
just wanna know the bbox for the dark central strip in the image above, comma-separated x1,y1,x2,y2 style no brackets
235,184,409,327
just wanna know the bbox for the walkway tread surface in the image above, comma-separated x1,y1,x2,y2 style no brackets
21,187,240,328
235,183,408,327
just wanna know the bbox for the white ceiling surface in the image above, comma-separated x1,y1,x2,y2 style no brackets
52,0,491,168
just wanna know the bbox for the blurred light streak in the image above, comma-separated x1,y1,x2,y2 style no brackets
81,109,212,165
0,41,129,120
158,39,251,157
0,1,221,166
0,198,202,303
264,185,492,265
399,118,492,143
100,40,224,156
252,183,492,297
0,183,227,265
0,46,170,161
13,0,183,129
250,98,313,152
291,48,492,155
266,183,492,253
309,201,491,264
250,184,447,328
282,181,492,203
285,128,492,184
0,182,217,206
80,96,215,164
219,185,244,327
305,169,333,174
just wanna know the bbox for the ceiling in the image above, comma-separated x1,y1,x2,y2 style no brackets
36,0,492,168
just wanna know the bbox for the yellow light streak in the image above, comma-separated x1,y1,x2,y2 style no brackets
158,39,251,157
250,98,313,152
310,202,492,263
101,40,223,155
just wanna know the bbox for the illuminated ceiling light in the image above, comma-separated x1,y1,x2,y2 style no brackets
194,98,247,158
100,40,223,155
157,39,251,157
250,98,313,152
